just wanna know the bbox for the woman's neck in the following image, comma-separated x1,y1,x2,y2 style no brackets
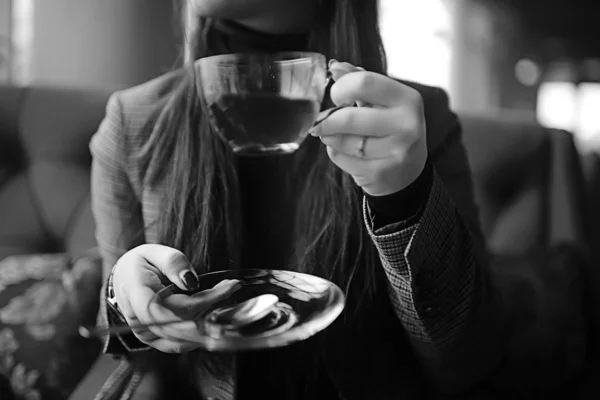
208,19,310,55
232,0,316,35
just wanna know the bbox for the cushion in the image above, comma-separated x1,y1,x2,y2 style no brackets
0,85,111,258
460,114,552,254
0,251,103,400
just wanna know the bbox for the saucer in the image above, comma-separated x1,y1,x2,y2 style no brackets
156,269,345,351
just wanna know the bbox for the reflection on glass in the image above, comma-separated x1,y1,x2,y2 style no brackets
155,269,345,352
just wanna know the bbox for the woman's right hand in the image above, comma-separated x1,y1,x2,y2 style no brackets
111,244,240,353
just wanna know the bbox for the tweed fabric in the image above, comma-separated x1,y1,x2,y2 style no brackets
90,73,493,399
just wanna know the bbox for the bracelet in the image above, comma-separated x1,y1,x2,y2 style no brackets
106,264,124,319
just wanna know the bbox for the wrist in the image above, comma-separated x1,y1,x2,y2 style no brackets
365,157,433,226
365,152,429,197
106,264,126,323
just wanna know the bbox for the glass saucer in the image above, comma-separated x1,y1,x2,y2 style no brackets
156,269,345,352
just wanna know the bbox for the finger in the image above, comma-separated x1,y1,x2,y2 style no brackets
329,61,364,81
128,284,203,342
133,244,199,292
144,337,202,354
120,306,203,354
309,106,399,138
149,304,206,343
132,279,242,342
129,320,198,353
112,258,184,342
331,71,421,108
326,146,392,179
319,134,397,160
113,287,174,346
329,60,368,107
115,285,148,338
162,279,242,319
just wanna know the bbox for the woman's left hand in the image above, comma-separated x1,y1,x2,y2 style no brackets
309,61,428,197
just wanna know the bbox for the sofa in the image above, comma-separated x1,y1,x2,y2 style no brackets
0,85,115,400
0,85,594,399
460,113,593,396
460,112,589,253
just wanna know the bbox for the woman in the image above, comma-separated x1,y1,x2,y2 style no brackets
90,0,505,398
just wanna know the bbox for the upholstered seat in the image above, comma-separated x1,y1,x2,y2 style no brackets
0,85,593,398
460,113,588,254
0,85,113,400
0,85,113,260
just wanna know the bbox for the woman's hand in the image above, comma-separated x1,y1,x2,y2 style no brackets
310,60,428,197
111,244,240,353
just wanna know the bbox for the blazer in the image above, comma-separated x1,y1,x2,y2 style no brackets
90,71,505,399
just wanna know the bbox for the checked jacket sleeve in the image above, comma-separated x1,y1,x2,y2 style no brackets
364,86,504,393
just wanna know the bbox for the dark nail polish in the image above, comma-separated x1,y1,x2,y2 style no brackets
181,270,199,291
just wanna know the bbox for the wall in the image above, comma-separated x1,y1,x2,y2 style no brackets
0,0,11,82
449,0,500,112
29,0,179,88
450,0,533,114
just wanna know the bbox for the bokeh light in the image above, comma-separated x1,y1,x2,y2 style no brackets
515,58,542,87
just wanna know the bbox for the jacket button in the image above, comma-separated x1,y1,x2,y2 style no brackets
422,304,436,317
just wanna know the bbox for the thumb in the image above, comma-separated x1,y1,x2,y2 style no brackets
132,244,199,292
162,279,242,319
328,59,365,81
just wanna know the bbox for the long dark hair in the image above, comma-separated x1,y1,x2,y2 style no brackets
139,0,387,293
135,0,388,388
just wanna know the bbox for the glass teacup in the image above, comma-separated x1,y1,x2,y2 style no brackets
196,52,328,155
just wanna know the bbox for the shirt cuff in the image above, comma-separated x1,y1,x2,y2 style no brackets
365,157,433,231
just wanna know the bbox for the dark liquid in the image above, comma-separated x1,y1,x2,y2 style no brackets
208,93,319,153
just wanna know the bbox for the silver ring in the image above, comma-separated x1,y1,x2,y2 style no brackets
357,136,367,158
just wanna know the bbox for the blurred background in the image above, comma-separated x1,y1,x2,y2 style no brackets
1,0,600,399
1,0,600,151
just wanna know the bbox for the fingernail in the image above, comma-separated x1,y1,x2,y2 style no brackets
308,129,317,137
328,59,338,68
215,279,240,290
228,280,242,292
212,279,242,294
180,270,199,291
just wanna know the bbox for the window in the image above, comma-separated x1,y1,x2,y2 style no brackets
537,58,600,152
379,0,453,91
575,83,600,149
536,82,578,132
0,0,33,84
0,0,11,81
